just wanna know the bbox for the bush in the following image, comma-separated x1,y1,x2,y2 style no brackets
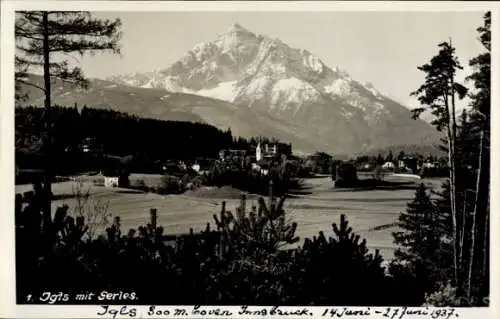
156,175,184,194
419,166,448,178
187,175,205,190
204,161,299,197
332,162,358,188
72,180,111,240
118,173,130,188
423,282,459,307
292,214,386,305
130,178,149,192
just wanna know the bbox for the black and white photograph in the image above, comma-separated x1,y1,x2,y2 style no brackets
0,1,498,318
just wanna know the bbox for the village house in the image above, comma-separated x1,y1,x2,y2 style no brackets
255,142,292,161
191,163,201,172
382,161,395,170
104,175,119,188
64,136,103,155
80,137,102,153
304,152,333,174
422,161,436,169
398,156,418,172
397,160,405,169
102,167,121,188
219,149,247,162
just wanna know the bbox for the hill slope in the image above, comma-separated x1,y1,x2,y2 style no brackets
17,75,317,153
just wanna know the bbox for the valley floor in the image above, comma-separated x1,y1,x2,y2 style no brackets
15,174,445,261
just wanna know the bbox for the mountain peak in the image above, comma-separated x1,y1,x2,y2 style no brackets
229,22,248,33
106,26,438,154
215,22,256,43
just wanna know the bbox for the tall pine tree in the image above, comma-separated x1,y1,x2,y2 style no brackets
15,11,122,233
464,11,490,302
410,40,468,287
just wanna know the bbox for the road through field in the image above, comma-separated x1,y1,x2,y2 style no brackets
16,175,444,261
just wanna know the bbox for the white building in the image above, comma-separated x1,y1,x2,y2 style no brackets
382,161,395,170
422,162,436,169
256,143,262,161
104,176,119,188
256,142,280,161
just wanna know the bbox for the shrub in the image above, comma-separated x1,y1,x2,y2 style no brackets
118,172,130,188
204,160,299,197
291,214,386,305
333,162,358,188
72,180,111,240
156,175,184,195
187,175,205,190
423,281,460,307
131,178,149,192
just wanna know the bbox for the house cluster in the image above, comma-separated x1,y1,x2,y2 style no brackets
162,158,216,176
256,142,292,161
304,152,334,174
99,139,295,188
381,156,443,173
218,149,248,162
218,141,293,175
64,137,102,154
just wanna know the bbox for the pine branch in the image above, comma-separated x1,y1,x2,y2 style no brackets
16,11,44,27
15,29,44,41
15,78,45,92
49,37,120,55
16,43,43,56
46,16,122,38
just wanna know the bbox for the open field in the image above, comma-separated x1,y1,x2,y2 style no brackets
16,174,445,261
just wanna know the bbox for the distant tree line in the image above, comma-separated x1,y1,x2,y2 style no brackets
16,105,290,173
16,105,290,175
230,135,286,152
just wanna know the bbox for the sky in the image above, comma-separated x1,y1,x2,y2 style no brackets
78,11,487,109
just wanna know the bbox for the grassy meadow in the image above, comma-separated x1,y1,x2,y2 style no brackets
15,173,445,261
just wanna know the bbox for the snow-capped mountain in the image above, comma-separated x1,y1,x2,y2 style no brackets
106,23,439,154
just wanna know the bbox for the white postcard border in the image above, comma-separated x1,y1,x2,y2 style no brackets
1,1,499,319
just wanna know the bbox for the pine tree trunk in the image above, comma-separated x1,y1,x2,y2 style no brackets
466,129,484,300
219,202,226,261
444,117,458,284
447,125,459,286
448,54,460,289
459,192,467,268
482,195,489,292
467,129,484,300
42,12,53,234
444,88,458,288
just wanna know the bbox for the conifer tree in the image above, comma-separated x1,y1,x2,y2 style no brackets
410,40,468,286
15,11,121,232
464,11,490,301
398,150,406,161
386,150,394,163
393,183,453,292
